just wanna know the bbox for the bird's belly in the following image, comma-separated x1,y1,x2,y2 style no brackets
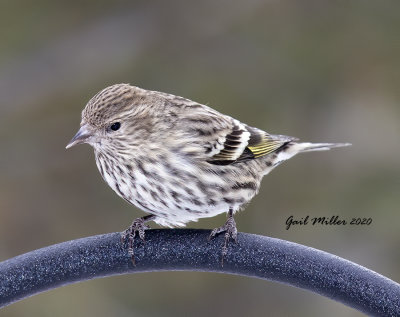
96,154,259,227
124,176,243,227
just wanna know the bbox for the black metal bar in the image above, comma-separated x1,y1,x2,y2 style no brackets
0,229,399,316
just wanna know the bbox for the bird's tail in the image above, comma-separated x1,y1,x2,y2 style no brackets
295,142,352,153
260,140,351,176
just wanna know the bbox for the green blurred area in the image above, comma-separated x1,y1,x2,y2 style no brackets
1,1,399,316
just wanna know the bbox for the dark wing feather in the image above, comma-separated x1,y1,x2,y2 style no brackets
208,124,297,165
210,124,249,162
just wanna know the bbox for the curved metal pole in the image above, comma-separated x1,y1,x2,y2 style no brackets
0,229,399,315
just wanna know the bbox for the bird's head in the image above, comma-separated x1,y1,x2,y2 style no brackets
66,83,154,151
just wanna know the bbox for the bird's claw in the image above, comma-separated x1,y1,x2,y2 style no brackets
209,214,238,266
121,217,150,265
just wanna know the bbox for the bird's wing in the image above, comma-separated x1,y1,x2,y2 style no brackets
174,104,297,165
206,123,297,165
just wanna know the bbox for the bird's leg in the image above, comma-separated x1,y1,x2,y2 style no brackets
209,208,238,266
121,214,156,265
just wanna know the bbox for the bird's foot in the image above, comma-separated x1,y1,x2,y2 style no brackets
121,215,153,265
209,211,238,266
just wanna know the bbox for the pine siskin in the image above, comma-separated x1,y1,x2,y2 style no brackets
67,84,350,264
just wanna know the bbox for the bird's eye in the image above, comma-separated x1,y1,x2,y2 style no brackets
110,122,121,131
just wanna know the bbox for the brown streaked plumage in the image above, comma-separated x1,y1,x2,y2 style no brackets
67,83,351,264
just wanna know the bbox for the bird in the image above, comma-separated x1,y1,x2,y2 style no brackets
66,83,350,264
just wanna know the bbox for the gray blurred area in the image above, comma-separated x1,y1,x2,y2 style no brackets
1,1,399,316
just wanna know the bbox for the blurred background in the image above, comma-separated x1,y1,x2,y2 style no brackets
1,1,399,316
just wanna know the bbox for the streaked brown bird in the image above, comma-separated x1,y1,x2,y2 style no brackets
67,84,350,264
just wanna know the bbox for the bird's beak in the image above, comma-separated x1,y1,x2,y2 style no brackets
66,124,93,149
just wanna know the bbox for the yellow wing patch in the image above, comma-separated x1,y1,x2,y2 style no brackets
247,135,284,158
